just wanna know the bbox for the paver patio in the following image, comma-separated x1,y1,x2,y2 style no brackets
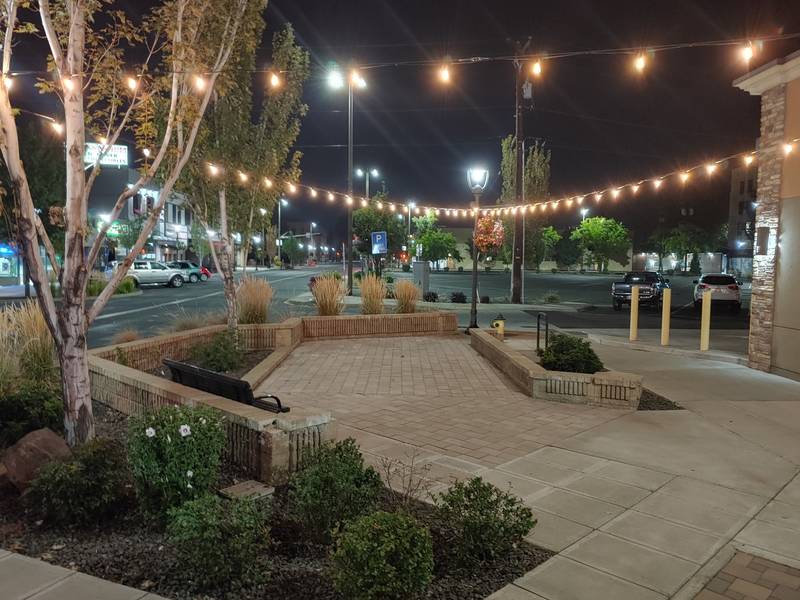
259,334,800,600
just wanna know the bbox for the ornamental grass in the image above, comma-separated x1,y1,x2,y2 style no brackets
359,274,386,314
313,273,346,316
236,276,274,324
394,280,420,314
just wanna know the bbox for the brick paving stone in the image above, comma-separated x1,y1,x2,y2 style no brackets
694,552,800,600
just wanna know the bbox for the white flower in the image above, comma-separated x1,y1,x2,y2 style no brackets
186,470,193,478
179,424,191,437
187,482,193,489
145,427,156,438
200,418,207,425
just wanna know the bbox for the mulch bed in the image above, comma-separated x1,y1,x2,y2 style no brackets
0,403,553,600
638,387,683,411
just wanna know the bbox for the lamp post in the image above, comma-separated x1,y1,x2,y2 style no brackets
329,65,366,295
467,167,489,330
580,208,589,220
355,167,380,198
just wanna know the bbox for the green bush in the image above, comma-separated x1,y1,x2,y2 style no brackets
332,511,434,600
542,290,560,304
167,494,269,587
86,272,107,296
117,276,137,294
0,380,62,447
128,404,226,515
540,333,603,374
383,275,394,284
288,438,382,540
401,263,411,272
551,267,558,274
189,331,243,373
423,291,438,302
484,266,491,272
450,291,467,303
458,266,464,272
27,438,130,525
436,477,535,564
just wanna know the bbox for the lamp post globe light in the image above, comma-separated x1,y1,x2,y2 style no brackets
467,167,489,330
355,167,380,198
328,63,366,294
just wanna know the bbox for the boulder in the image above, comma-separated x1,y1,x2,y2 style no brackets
1,429,71,492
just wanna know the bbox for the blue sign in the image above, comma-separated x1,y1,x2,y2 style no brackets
371,231,388,254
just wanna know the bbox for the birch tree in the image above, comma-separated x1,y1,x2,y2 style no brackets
0,0,263,446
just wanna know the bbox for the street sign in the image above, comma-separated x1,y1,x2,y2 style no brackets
84,143,129,167
371,231,388,254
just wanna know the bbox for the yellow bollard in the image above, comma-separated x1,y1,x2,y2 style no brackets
661,288,672,346
700,289,712,351
629,285,639,342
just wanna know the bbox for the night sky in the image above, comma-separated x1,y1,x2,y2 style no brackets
13,1,800,247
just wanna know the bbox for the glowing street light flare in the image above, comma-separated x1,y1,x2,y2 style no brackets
438,65,451,83
126,76,138,91
350,70,366,89
327,68,345,90
531,60,542,77
634,53,647,73
193,75,207,92
269,72,281,88
680,171,690,183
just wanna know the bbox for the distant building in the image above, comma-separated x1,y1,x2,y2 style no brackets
725,165,757,277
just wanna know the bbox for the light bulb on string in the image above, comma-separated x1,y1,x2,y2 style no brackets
269,72,281,88
327,192,335,201
611,188,621,199
633,53,647,73
631,185,640,194
445,209,451,216
142,148,151,158
3,76,13,91
376,201,383,210
680,171,690,184
63,77,75,92
531,60,542,77
50,121,64,135
653,178,663,190
309,188,317,198
264,178,273,188
438,64,450,83
126,76,138,91
390,203,396,212
594,192,602,202
361,198,368,207
743,154,755,166
435,209,441,216
345,196,353,205
705,163,718,175
576,195,584,205
414,207,420,215
193,75,207,92
287,183,297,194
784,143,795,156
741,42,755,63
208,163,220,177
238,171,248,183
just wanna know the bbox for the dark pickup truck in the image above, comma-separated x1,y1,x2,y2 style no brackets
611,271,670,311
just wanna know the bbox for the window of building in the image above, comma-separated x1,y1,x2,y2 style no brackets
739,181,745,194
736,222,747,236
170,204,177,223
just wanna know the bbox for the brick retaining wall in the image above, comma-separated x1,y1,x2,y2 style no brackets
302,311,458,339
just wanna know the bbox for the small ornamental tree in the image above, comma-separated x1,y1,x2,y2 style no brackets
0,0,260,445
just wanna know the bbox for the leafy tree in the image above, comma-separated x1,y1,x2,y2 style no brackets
116,215,153,257
281,234,304,266
189,219,211,264
645,226,671,271
554,234,582,269
418,229,461,268
0,0,259,445
526,225,561,271
570,217,630,272
352,196,406,256
664,223,706,272
689,253,701,275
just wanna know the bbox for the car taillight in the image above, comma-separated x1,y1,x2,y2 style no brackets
728,284,738,290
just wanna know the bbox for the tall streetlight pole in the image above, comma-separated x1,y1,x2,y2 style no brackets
329,65,365,294
356,167,380,198
512,38,531,304
467,167,489,330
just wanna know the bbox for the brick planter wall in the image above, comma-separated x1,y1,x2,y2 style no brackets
301,311,458,339
470,329,642,409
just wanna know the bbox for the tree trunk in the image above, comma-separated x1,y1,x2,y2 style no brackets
221,250,238,331
58,303,94,446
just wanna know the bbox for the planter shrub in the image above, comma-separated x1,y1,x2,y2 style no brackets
117,276,137,294
288,439,382,540
167,494,269,587
401,263,411,272
436,477,535,565
450,291,467,303
542,290,560,304
480,295,490,304
332,511,434,600
458,266,464,272
189,331,243,373
27,438,130,525
236,277,273,324
360,274,386,314
383,275,394,284
551,267,558,274
484,266,491,272
128,404,226,515
312,273,346,316
0,380,62,447
540,333,603,373
394,280,420,314
423,291,438,303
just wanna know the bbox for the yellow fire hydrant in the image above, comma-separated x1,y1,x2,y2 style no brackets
491,313,506,338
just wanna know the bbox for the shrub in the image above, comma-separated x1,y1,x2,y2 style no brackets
458,266,464,272
288,438,382,540
383,275,394,284
189,331,243,373
401,263,411,272
167,494,269,587
484,266,491,272
436,477,535,564
480,295,490,304
169,310,226,332
540,333,603,373
360,274,386,314
551,267,558,274
0,379,62,447
423,291,438,303
443,266,450,272
117,276,137,294
504,266,510,273
313,273,345,316
666,268,675,276
237,277,273,324
394,280,420,314
86,271,107,296
542,290,560,304
450,291,467,303
332,511,434,600
128,404,226,515
27,438,130,525
111,328,140,344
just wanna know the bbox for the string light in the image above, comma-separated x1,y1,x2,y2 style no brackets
263,177,273,188
631,184,640,194
705,163,718,175
142,147,151,158
634,53,647,73
376,201,383,210
345,195,353,205
3,76,13,91
238,171,248,183
741,42,755,63
680,171,690,183
531,60,543,77
309,187,317,198
269,72,281,88
62,77,75,92
576,195,584,204
744,154,755,166
208,163,220,176
193,75,207,91
784,143,794,156
438,65,450,83
327,192,335,201
50,121,64,135
287,183,297,194
390,203,396,212
98,136,108,145
653,178,663,190
611,188,621,199
594,192,602,202
361,198,368,207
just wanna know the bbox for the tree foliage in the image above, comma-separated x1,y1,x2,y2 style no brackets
352,195,406,256
570,217,630,272
281,234,304,266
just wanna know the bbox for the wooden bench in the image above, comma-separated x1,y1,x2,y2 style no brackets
163,358,289,413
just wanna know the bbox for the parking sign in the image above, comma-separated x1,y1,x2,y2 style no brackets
371,231,388,254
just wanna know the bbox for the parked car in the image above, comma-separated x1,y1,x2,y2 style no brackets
693,273,742,313
611,271,670,311
167,261,206,283
128,261,186,288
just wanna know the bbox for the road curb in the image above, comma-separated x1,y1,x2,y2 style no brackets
584,332,749,365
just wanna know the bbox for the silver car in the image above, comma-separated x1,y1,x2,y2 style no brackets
128,261,186,288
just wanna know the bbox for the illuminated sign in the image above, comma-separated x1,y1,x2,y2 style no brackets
84,143,129,167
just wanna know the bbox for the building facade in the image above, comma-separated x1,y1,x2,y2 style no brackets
726,165,757,278
734,49,800,379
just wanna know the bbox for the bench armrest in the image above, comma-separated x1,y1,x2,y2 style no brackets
252,394,290,413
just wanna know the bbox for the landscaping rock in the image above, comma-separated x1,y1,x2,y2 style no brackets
1,429,71,492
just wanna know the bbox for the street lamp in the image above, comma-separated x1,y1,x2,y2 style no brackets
467,167,489,330
580,208,589,220
329,64,367,294
355,167,380,198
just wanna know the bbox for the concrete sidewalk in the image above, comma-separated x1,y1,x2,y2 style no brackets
0,550,168,600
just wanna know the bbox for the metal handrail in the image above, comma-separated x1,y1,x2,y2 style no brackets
536,312,549,352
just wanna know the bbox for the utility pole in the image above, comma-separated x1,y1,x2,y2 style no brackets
511,38,531,304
